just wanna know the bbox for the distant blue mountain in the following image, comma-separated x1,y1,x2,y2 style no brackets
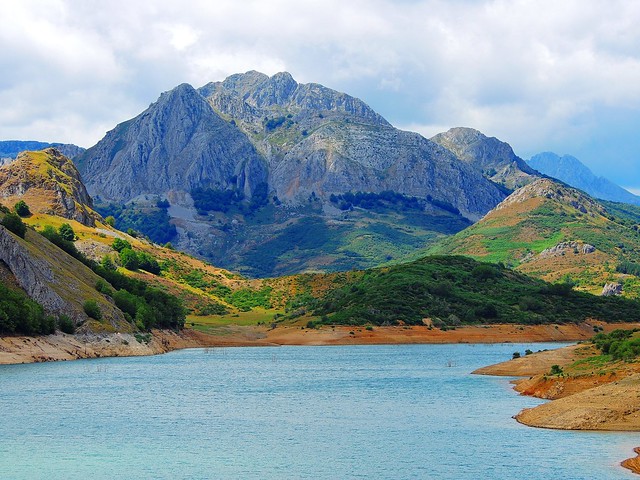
528,152,640,205
0,140,84,162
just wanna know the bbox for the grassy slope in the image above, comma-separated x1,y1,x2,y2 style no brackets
428,179,640,296
298,255,640,327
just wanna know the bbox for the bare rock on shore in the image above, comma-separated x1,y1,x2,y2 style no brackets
515,373,640,431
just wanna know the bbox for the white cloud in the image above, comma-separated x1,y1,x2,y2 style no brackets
0,0,639,188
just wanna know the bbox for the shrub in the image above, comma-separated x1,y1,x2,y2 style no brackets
58,315,76,334
1,212,27,238
550,364,563,375
137,251,160,275
104,216,116,227
119,248,139,270
112,238,131,252
512,351,521,359
14,200,30,217
83,299,102,320
58,223,75,242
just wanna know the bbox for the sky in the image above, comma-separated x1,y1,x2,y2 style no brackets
2,0,640,190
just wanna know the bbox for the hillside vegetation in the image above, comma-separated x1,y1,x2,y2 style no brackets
291,255,640,327
429,178,640,296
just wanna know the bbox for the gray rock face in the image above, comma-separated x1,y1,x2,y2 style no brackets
528,152,640,205
0,227,63,314
602,282,623,296
539,242,596,258
76,83,268,202
270,122,505,219
431,127,538,190
199,72,505,220
0,226,127,327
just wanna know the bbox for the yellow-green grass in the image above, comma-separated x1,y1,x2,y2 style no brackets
187,308,284,334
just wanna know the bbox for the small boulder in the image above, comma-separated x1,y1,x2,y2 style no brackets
601,282,623,296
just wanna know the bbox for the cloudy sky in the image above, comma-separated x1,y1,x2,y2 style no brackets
2,0,640,189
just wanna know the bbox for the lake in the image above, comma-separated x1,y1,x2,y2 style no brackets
0,343,636,479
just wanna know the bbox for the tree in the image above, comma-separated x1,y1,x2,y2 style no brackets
119,248,139,270
58,223,75,242
104,215,116,227
1,212,27,238
112,238,131,252
83,299,102,320
14,200,30,217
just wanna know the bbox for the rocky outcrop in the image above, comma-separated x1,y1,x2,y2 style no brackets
199,72,508,219
0,148,98,226
528,152,640,205
491,178,607,217
539,242,596,258
0,225,127,327
431,127,539,190
602,282,623,296
0,226,64,313
75,83,268,202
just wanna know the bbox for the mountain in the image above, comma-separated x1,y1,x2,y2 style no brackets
431,127,539,190
0,148,98,226
0,140,85,163
528,152,640,205
429,177,640,295
75,72,509,277
75,83,267,203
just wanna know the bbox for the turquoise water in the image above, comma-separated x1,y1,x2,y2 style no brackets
0,343,636,479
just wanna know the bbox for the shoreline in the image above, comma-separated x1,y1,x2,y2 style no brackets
476,331,640,475
0,321,626,365
3,321,639,474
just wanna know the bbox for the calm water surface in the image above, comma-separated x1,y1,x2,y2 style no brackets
0,343,636,479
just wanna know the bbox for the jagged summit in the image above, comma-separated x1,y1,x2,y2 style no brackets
199,70,390,128
431,127,538,189
75,81,267,202
0,148,97,226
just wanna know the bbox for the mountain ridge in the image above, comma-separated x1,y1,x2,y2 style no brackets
528,151,640,205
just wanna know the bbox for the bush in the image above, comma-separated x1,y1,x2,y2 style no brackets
1,212,27,238
57,314,76,334
104,215,116,227
14,200,30,217
119,248,139,270
83,299,102,320
58,223,75,242
550,364,563,375
112,238,131,252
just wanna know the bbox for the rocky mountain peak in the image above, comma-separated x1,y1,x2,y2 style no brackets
492,178,606,217
431,127,538,189
199,71,390,128
75,82,267,203
0,148,97,226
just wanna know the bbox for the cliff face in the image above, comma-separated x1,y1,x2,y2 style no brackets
431,127,538,190
0,148,98,226
528,151,640,205
0,225,127,328
201,72,507,219
75,83,268,202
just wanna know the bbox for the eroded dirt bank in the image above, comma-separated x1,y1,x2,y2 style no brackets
475,327,640,475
